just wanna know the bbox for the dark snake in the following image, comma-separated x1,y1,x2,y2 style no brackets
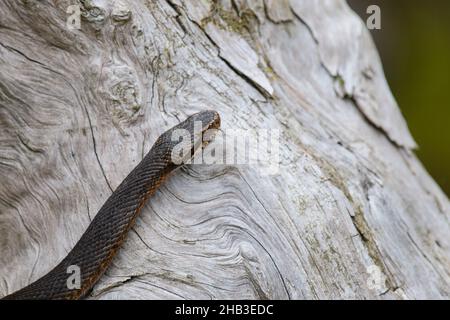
2,110,221,299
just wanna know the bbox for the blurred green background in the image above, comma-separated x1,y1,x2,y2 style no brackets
348,0,450,197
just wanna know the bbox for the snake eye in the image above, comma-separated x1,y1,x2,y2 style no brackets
203,128,219,145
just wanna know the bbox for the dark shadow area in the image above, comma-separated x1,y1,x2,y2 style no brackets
348,0,450,196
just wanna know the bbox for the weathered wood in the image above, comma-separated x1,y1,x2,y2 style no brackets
0,0,448,299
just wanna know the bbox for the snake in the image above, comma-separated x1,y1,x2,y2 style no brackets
2,110,221,300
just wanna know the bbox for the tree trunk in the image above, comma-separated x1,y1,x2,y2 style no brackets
0,0,448,299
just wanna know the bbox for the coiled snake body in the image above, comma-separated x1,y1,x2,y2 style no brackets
3,110,221,300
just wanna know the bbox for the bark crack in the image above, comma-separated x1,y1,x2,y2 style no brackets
82,105,113,192
0,42,46,68
1,41,114,192
166,0,271,99
350,207,396,292
289,8,410,150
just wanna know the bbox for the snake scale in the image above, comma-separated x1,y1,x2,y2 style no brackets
2,110,221,300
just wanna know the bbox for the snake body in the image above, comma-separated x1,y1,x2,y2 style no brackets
3,110,220,300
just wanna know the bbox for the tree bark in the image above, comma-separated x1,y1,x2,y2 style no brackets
0,0,448,299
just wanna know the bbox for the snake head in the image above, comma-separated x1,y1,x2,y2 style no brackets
179,109,221,136
154,110,221,166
